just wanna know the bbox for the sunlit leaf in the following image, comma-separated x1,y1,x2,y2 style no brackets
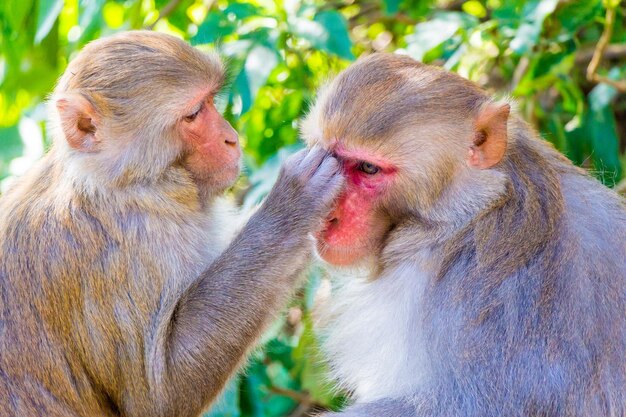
509,0,559,55
34,0,64,44
4,0,34,31
77,0,106,44
103,2,124,29
192,11,237,45
405,12,472,61
291,11,354,60
245,45,279,102
463,0,487,18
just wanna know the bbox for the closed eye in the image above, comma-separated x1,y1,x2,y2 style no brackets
184,104,204,122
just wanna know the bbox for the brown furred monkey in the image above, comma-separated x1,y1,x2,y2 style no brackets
302,54,626,417
0,31,343,417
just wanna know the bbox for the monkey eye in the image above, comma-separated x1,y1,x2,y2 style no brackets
357,161,380,175
184,105,203,123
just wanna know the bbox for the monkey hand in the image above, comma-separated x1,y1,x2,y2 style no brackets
261,146,344,237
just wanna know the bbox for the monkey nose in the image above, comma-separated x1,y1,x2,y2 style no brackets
326,216,339,226
225,134,238,146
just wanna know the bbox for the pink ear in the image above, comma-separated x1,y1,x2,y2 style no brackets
55,94,101,153
467,102,510,169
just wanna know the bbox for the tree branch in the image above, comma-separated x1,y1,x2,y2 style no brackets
586,3,626,92
576,43,626,65
270,386,315,405
145,0,184,30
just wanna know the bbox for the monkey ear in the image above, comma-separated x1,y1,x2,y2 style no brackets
55,94,101,153
467,102,510,169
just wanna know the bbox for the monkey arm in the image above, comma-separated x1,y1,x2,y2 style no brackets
164,211,311,397
152,149,342,416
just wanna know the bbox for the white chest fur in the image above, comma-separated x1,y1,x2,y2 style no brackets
317,262,432,402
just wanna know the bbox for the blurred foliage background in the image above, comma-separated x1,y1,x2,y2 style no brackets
1,0,625,415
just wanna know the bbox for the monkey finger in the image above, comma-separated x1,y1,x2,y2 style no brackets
310,156,344,200
321,172,345,209
299,145,330,179
312,153,341,181
283,148,309,171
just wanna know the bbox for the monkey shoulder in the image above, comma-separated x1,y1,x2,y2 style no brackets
560,173,626,258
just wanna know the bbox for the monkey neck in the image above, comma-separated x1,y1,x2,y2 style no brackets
412,164,508,236
447,128,568,281
43,146,215,216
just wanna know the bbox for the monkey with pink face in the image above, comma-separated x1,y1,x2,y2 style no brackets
0,31,343,417
304,54,626,417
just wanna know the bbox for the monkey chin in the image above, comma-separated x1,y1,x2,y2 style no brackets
191,163,240,201
315,239,370,267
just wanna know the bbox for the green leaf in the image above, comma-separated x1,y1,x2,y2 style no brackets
462,0,487,18
168,0,195,32
555,0,601,36
586,70,622,186
292,315,344,407
78,0,104,29
405,12,474,61
34,0,63,44
563,118,592,167
0,125,23,181
191,11,237,46
233,67,252,115
77,0,105,45
383,0,401,14
245,45,279,104
240,360,297,417
314,11,354,60
224,2,260,19
509,0,559,55
292,11,354,60
603,0,622,9
514,50,576,96
3,0,34,31
230,44,279,116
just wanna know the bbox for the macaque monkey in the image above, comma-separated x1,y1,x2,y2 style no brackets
302,54,626,416
0,31,343,417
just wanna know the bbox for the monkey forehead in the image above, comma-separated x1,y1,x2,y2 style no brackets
314,54,487,145
58,31,224,100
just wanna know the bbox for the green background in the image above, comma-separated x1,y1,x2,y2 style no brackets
1,0,625,415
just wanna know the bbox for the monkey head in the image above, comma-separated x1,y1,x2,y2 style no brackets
302,53,510,267
51,31,240,194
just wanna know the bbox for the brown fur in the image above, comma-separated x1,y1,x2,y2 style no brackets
304,54,626,417
0,31,343,417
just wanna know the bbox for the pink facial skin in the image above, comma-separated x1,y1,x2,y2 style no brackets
180,92,241,187
317,145,397,266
